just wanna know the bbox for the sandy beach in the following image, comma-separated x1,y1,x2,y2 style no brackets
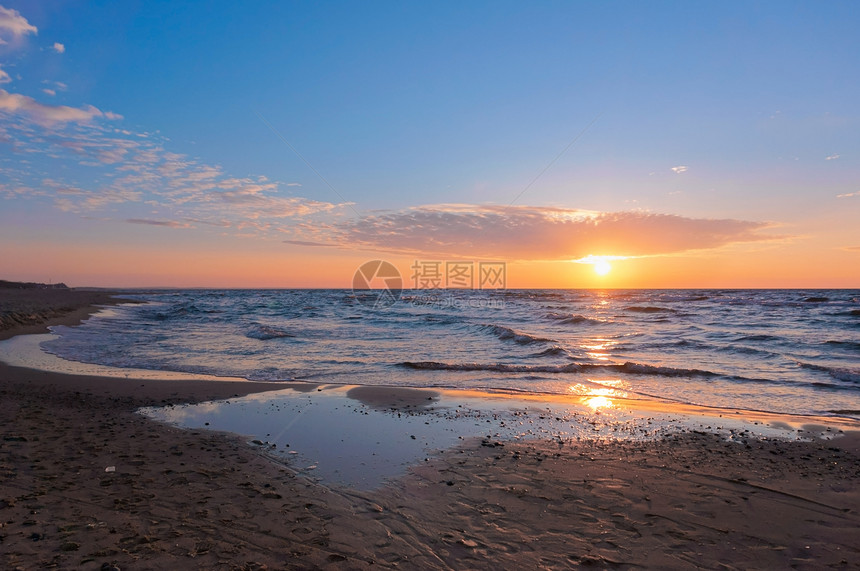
2,291,860,569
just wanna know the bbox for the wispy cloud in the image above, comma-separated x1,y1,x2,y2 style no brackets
283,239,335,247
0,89,122,126
671,165,688,174
329,205,777,260
825,154,840,161
0,65,9,84
126,218,191,228
844,246,860,252
52,42,64,54
0,101,346,235
837,191,859,198
41,80,67,91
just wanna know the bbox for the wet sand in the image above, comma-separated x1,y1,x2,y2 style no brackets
2,292,860,568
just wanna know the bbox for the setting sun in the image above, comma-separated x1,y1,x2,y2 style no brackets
594,259,612,276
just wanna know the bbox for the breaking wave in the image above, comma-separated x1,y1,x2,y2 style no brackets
398,360,720,378
545,312,605,325
479,324,556,345
799,363,860,384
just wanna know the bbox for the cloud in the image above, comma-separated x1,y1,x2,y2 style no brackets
837,191,859,198
283,239,336,247
0,65,9,84
0,6,37,41
126,218,191,228
844,246,860,252
52,42,64,54
0,89,122,126
333,205,777,260
671,165,688,174
41,80,67,91
0,106,345,236
825,154,840,161
54,187,141,212
41,88,55,96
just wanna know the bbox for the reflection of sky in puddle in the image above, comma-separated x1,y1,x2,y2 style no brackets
139,387,678,490
139,386,831,490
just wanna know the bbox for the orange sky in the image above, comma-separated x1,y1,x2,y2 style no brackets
2,230,857,289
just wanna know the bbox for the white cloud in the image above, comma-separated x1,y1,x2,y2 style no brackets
825,154,840,161
837,191,859,198
0,65,9,84
42,88,55,96
671,165,688,174
52,42,65,54
0,6,37,41
0,88,122,126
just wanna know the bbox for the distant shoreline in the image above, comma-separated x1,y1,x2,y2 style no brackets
0,285,134,342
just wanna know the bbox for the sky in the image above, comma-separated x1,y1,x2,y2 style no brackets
1,1,858,288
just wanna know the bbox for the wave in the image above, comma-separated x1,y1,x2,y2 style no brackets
398,360,719,378
824,340,860,351
246,324,295,340
527,346,569,358
717,344,779,358
499,290,567,301
799,363,860,384
479,324,555,345
399,361,583,373
142,302,223,321
422,315,462,325
734,334,779,342
544,312,605,325
827,409,860,416
803,296,829,303
624,306,677,314
612,362,718,377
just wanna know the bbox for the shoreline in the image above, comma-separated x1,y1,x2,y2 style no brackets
4,312,860,431
3,360,859,568
2,291,860,568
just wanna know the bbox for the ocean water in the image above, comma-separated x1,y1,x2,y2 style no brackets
42,289,860,418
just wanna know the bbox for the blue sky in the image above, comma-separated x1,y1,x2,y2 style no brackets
1,1,858,286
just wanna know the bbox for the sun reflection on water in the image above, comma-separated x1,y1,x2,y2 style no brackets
583,395,614,410
580,338,618,361
569,379,629,411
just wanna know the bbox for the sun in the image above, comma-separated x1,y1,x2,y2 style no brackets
593,259,611,276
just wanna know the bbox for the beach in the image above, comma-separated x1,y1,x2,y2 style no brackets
2,290,860,569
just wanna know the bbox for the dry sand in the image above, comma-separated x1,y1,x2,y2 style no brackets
1,291,859,569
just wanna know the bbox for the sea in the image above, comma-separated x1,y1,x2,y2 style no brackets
40,289,860,419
